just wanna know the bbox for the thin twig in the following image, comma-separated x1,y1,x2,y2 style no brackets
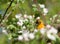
4,11,12,20
0,0,14,23
0,0,14,27
51,13,60,26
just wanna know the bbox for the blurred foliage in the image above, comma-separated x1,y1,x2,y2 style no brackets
0,34,8,44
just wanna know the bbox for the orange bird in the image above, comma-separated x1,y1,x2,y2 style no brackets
36,19,45,30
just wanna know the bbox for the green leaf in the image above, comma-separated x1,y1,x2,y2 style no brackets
33,8,37,12
12,3,16,7
7,25,16,30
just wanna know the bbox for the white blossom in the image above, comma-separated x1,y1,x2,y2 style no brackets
34,29,38,33
15,14,22,19
47,43,51,44
28,15,33,19
18,30,23,33
2,29,7,34
24,37,29,41
50,27,58,34
47,27,57,41
22,26,26,29
18,35,23,41
46,24,51,29
32,4,36,7
19,19,23,22
29,33,35,39
23,33,29,38
17,20,23,26
24,14,28,18
39,4,45,8
21,30,29,41
43,8,48,14
36,17,40,20
47,33,56,41
40,28,46,35
17,21,23,26
23,30,29,41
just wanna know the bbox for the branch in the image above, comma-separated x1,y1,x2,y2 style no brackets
51,13,60,26
4,11,12,20
0,0,14,23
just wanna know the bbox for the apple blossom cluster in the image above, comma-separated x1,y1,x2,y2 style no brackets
16,14,35,27
2,13,58,42
17,30,35,41
38,4,48,15
2,24,58,41
1,3,59,43
32,4,48,15
15,14,35,41
2,4,59,43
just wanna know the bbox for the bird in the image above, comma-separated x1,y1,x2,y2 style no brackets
36,19,45,30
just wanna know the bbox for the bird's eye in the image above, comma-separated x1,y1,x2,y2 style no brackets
36,20,38,24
